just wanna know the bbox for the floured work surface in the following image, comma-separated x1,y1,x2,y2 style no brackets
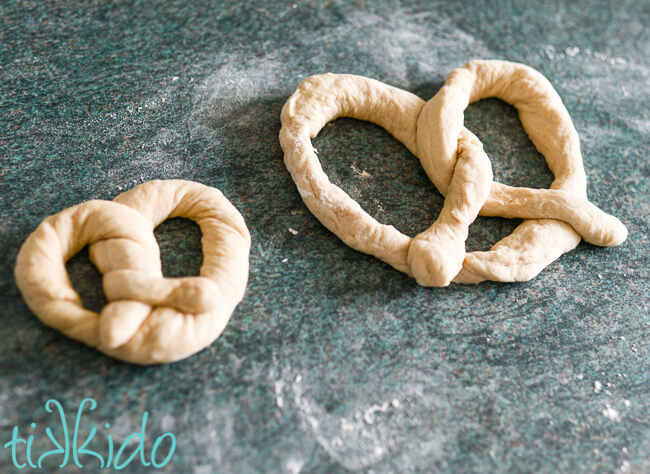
1,0,648,472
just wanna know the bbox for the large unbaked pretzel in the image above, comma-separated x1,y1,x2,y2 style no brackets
14,180,251,364
279,60,627,286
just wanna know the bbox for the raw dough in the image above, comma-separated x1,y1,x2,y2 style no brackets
14,180,251,364
279,60,627,286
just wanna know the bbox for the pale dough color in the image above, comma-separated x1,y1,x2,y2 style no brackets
279,60,627,286
14,180,251,364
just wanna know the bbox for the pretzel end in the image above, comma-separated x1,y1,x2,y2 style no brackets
99,301,151,349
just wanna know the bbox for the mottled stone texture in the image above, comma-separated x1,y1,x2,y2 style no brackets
1,1,648,472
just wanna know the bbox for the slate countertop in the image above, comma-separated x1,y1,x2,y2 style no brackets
1,1,648,472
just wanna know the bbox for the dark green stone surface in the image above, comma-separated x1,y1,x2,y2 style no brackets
1,1,648,472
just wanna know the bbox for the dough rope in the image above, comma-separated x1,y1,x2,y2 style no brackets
279,59,627,286
14,180,251,364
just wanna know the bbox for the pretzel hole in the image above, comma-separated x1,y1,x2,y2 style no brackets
463,98,554,251
464,98,554,189
154,217,203,278
314,118,444,237
465,216,521,252
66,247,107,313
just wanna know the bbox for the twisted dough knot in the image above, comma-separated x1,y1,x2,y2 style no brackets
279,60,627,286
15,180,251,364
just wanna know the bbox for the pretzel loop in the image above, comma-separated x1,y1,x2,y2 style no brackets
417,60,627,283
279,60,627,286
15,180,251,364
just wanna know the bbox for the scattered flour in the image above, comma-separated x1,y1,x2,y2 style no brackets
593,381,602,393
602,404,621,422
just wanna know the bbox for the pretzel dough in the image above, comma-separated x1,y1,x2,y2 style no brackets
279,60,627,285
14,180,251,364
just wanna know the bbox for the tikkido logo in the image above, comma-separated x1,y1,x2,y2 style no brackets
3,398,176,470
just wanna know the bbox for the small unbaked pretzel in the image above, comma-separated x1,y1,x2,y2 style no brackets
279,60,627,286
14,180,251,364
